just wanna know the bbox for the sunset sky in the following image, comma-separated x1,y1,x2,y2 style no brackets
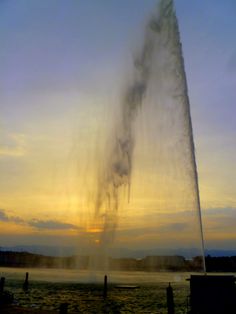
0,0,235,254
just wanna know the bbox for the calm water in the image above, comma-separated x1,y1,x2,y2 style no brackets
0,267,192,313
1,268,235,313
0,267,193,284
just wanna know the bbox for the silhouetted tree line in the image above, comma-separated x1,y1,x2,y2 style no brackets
0,251,194,271
0,251,88,269
1,251,235,271
205,255,236,272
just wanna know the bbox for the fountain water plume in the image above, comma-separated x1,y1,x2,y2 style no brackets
92,0,205,272
93,4,161,258
93,7,158,250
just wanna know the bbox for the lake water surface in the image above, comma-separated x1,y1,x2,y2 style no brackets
2,268,234,313
0,267,193,284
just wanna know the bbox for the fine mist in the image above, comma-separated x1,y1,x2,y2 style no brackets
93,5,159,252
90,0,205,272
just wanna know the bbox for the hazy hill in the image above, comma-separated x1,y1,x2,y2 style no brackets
1,245,236,258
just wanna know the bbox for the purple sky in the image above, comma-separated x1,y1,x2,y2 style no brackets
0,0,235,250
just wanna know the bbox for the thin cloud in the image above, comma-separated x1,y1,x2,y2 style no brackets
0,132,27,157
0,209,9,222
0,209,77,231
202,207,236,232
116,222,189,238
158,222,188,232
29,219,78,230
0,209,24,224
202,207,236,215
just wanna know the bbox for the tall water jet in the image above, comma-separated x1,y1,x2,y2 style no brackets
91,3,158,269
0,0,211,282
90,0,205,272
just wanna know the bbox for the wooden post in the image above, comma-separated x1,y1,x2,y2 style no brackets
103,275,108,299
0,277,5,294
166,282,175,314
23,272,29,291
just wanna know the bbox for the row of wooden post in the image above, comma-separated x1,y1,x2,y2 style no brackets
0,273,108,313
1,273,175,313
0,272,29,293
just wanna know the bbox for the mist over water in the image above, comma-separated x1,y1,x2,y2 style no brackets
94,4,158,251
91,0,205,272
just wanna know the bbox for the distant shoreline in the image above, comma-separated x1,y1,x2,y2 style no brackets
0,250,236,272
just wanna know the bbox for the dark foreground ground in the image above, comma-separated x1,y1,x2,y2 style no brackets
1,306,57,313
1,280,189,313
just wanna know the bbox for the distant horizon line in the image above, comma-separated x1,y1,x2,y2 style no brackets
0,244,236,258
